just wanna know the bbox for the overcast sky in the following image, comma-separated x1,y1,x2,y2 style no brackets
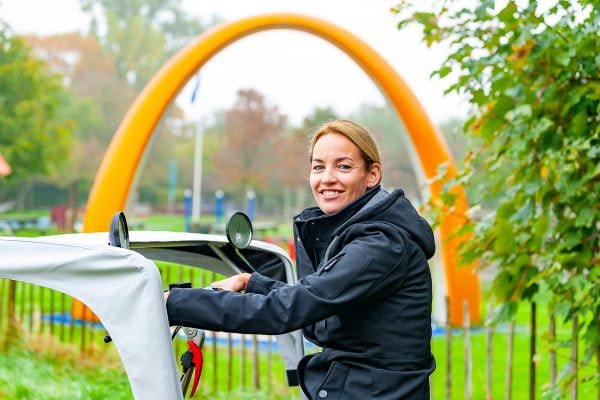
0,0,470,126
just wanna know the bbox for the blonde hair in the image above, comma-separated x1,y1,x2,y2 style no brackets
309,119,382,171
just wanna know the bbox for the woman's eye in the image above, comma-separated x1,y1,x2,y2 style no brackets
337,164,351,170
312,165,324,171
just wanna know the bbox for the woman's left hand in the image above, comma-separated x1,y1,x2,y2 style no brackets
210,273,251,293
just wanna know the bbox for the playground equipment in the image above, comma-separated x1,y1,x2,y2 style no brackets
82,13,479,326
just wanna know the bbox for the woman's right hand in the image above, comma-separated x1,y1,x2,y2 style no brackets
210,273,251,293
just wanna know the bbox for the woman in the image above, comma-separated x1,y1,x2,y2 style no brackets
165,119,436,399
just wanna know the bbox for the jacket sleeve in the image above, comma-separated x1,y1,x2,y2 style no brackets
166,222,410,335
245,272,288,295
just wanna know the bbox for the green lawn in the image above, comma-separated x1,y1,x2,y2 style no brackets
1,211,596,398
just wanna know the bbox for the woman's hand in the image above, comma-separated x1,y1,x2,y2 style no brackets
210,273,251,293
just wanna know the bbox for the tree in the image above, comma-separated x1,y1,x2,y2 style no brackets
80,0,208,90
212,89,288,204
0,25,73,207
24,33,136,220
395,0,599,393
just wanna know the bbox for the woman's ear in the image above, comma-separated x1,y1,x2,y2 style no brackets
367,162,382,188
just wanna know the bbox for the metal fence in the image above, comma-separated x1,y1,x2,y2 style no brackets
0,264,296,399
0,274,598,399
436,297,599,400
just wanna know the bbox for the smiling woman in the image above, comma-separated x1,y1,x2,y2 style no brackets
309,120,381,214
167,119,438,399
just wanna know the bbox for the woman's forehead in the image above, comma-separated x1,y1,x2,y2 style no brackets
312,132,359,157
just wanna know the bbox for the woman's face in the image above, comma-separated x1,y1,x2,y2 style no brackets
310,132,381,215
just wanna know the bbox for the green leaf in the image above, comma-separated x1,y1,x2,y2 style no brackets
571,112,588,136
506,104,532,121
493,219,516,255
497,1,518,22
575,207,594,228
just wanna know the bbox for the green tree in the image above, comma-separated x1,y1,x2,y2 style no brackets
0,25,73,207
24,33,135,221
394,0,599,394
80,0,208,90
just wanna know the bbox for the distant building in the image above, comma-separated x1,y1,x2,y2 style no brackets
0,153,11,177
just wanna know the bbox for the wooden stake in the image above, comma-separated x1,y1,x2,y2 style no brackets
505,319,515,400
549,312,557,388
486,301,493,400
530,302,536,400
570,315,578,400
446,296,452,400
464,300,472,400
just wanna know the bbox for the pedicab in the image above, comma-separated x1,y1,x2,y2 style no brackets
0,212,305,399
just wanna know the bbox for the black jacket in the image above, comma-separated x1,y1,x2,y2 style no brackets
167,186,436,399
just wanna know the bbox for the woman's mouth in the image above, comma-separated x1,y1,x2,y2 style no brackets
320,190,343,198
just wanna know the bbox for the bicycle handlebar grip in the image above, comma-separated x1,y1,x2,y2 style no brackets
168,282,192,290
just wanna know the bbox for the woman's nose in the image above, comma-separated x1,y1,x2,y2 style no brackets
322,168,337,183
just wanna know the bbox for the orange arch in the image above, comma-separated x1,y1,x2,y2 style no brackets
82,13,479,326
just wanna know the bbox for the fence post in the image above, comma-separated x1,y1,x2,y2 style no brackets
596,345,599,400
60,292,66,342
464,300,472,400
549,311,557,388
486,301,493,400
505,318,515,400
49,288,55,336
227,332,233,392
530,302,537,400
0,279,4,335
29,282,34,333
267,335,272,395
19,281,25,325
446,296,452,400
253,334,260,390
240,334,246,389
570,315,578,400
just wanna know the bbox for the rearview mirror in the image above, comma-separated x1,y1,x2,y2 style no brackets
226,212,253,249
108,211,129,249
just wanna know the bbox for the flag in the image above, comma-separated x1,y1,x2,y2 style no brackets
190,73,201,104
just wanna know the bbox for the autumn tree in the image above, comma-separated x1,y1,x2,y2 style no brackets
212,89,288,208
0,25,73,207
395,0,599,394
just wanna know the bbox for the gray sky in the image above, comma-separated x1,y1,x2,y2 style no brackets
0,0,470,125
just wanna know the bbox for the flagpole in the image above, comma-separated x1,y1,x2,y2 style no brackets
190,73,203,224
192,119,203,223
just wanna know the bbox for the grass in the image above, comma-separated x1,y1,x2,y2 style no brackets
1,211,597,398
0,335,131,400
0,329,299,400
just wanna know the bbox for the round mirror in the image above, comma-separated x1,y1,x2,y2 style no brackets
226,212,253,249
108,211,129,249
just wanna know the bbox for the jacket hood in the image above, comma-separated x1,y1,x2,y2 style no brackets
295,186,435,259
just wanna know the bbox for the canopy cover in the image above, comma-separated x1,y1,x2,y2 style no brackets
0,236,182,399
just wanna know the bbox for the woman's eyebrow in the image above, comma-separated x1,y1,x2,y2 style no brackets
311,156,353,163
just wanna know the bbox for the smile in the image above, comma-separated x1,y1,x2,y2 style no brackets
321,190,343,197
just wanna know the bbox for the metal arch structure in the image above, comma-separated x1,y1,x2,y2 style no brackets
82,13,479,326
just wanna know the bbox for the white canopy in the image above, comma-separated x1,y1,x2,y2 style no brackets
0,235,182,399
